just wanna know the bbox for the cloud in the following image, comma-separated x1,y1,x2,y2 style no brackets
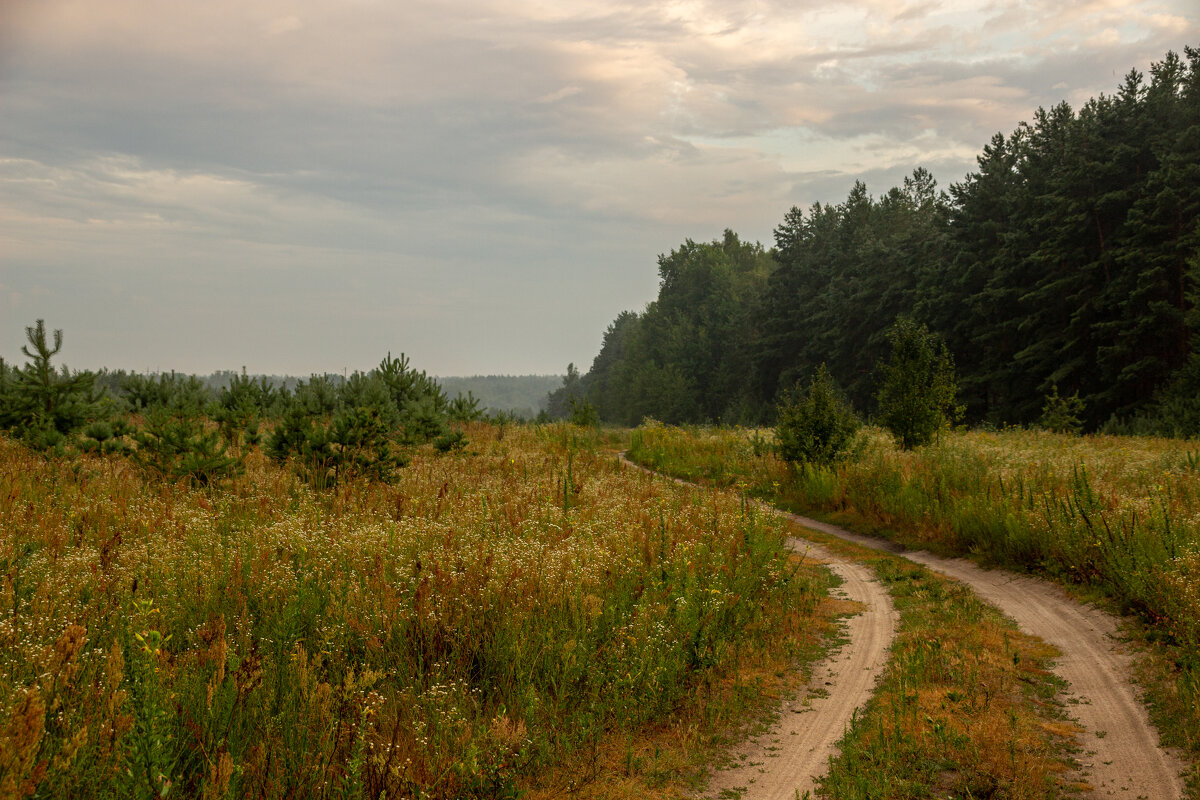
1,0,1197,373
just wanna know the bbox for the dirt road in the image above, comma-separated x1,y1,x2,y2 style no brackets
623,458,1186,798
781,511,1188,799
701,538,897,800
619,458,899,798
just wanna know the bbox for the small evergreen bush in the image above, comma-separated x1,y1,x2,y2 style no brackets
132,411,243,486
1039,384,1085,434
775,363,861,466
875,318,963,449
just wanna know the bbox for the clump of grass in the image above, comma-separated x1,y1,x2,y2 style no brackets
0,422,826,798
629,421,777,488
819,555,1075,799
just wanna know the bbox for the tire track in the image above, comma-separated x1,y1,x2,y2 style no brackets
781,510,1188,799
701,538,897,800
619,458,897,799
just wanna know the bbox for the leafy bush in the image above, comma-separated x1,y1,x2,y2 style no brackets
775,363,861,466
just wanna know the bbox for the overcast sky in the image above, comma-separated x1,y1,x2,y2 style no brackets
2,1,1196,377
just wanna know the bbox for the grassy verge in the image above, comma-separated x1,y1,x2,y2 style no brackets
523,551,843,799
818,543,1077,798
630,421,1199,796
0,422,833,799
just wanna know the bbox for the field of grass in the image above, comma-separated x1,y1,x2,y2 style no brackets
0,423,836,799
629,421,1200,790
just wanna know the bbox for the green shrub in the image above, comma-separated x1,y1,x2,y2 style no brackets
875,318,963,449
568,396,600,428
268,405,407,488
1039,384,1085,434
448,391,484,423
131,411,243,486
433,429,468,453
775,363,861,466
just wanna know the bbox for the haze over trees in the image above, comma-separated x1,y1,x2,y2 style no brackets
552,47,1200,434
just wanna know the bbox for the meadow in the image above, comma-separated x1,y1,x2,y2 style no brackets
628,421,1200,778
0,423,831,799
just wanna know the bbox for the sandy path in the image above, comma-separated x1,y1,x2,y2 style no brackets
781,511,1188,800
620,460,898,799
701,538,897,800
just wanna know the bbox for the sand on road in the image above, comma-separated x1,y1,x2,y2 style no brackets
784,511,1188,800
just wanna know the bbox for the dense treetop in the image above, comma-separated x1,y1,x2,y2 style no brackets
551,47,1200,434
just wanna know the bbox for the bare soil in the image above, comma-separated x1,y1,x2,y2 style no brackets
782,511,1189,800
700,538,897,800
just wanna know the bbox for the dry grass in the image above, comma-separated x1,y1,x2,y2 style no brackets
0,422,832,798
629,422,1200,782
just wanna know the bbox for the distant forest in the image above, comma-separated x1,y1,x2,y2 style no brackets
80,371,558,419
550,47,1200,434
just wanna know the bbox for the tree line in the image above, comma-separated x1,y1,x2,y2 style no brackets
551,47,1200,434
0,321,494,486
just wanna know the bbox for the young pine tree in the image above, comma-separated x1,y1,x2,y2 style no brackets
775,364,861,466
875,318,963,449
1,320,107,450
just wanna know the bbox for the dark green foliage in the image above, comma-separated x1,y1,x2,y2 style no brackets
543,363,586,421
559,48,1200,434
131,411,243,486
266,353,446,487
433,429,468,453
875,319,963,449
121,371,212,417
326,405,409,484
1039,385,1085,434
268,404,408,488
551,231,774,425
567,396,600,428
269,404,401,489
775,364,861,466
448,391,484,423
399,393,449,445
213,368,280,445
377,353,446,416
0,320,109,450
758,172,948,413
290,374,342,417
80,419,134,455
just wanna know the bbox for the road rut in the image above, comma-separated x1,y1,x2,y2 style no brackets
784,512,1188,799
701,538,897,800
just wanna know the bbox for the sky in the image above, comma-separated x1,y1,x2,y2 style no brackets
1,1,1197,377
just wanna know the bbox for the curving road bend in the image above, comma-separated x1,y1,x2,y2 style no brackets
782,511,1188,800
620,458,898,799
701,537,898,800
622,458,1186,798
